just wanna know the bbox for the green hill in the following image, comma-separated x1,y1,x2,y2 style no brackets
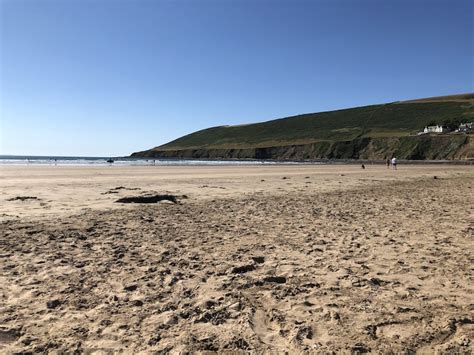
132,94,474,160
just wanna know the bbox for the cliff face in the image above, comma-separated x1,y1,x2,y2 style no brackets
131,134,473,161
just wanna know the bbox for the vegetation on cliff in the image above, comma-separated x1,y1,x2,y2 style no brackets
132,94,474,160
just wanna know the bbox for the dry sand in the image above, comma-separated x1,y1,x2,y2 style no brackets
1,164,473,353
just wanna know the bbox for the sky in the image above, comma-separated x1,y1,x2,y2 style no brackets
1,0,473,156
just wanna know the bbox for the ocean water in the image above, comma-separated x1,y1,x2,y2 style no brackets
0,155,310,166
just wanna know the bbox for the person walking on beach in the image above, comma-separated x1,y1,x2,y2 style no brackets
386,158,391,168
391,157,397,170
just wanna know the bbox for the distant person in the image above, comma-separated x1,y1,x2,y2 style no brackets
391,157,397,170
386,158,391,168
361,164,365,169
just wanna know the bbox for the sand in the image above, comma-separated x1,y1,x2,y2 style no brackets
1,164,473,353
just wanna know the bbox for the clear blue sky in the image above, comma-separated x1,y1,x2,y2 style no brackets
1,0,472,156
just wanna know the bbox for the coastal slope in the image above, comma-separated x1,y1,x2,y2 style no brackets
132,94,474,160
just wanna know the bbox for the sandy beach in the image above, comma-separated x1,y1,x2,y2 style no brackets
1,164,473,353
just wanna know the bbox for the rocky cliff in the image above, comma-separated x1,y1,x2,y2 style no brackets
132,134,473,161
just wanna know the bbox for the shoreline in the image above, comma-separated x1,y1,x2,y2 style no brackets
1,157,473,167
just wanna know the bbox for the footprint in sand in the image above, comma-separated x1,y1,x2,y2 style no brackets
251,309,287,348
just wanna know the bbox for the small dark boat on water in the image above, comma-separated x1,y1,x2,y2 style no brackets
106,159,114,164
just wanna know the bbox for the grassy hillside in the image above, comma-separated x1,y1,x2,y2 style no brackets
132,94,474,159
402,93,474,104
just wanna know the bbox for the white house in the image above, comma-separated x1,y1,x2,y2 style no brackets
423,125,449,134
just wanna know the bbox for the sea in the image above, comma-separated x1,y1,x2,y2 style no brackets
0,155,310,166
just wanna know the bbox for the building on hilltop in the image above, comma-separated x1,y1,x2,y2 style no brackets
419,122,474,135
456,122,473,133
420,125,450,134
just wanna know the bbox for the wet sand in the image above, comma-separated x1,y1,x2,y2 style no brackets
1,164,473,352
